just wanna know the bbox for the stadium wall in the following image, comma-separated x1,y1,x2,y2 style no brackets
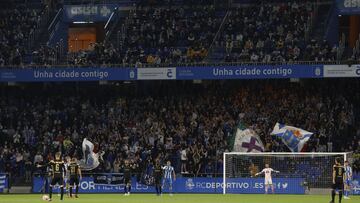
32,176,305,194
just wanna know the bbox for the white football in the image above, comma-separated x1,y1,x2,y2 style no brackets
42,195,49,201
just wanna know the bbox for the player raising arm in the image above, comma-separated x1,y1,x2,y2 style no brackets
37,152,66,201
330,157,345,203
255,164,280,194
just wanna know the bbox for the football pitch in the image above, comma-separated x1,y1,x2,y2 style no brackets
0,194,359,203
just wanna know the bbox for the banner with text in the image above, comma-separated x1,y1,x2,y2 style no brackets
137,68,176,80
0,68,136,82
63,4,118,22
32,176,305,194
323,65,360,77
176,65,323,80
336,0,360,14
0,65,323,82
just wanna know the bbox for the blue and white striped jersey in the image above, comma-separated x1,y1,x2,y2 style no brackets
162,165,174,179
345,165,352,180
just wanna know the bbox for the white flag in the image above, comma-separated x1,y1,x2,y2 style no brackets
271,123,313,152
78,138,102,171
233,124,264,153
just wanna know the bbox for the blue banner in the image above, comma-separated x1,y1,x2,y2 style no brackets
32,177,305,194
336,0,360,14
63,4,118,22
182,177,305,194
0,65,323,82
0,68,136,82
353,175,360,195
176,65,323,80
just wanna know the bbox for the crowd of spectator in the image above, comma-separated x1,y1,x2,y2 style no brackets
0,1,344,67
0,80,359,184
67,43,120,66
68,1,339,66
31,45,59,66
69,5,224,66
0,2,44,67
218,2,337,63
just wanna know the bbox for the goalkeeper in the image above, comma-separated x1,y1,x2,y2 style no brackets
255,164,280,194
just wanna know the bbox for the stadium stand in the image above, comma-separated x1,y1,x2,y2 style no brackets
0,0,346,67
213,2,337,62
68,5,226,66
0,0,59,67
0,80,359,184
0,2,45,66
0,0,359,190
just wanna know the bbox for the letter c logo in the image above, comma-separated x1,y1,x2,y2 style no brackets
167,69,173,78
356,68,360,76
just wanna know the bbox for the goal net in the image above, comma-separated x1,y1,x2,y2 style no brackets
223,152,351,195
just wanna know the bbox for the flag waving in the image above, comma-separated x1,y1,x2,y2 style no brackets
78,138,103,171
271,123,313,152
233,123,264,153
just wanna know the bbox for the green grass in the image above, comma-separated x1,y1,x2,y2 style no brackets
0,194,359,203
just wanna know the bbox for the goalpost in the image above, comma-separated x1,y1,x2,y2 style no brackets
223,152,352,195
